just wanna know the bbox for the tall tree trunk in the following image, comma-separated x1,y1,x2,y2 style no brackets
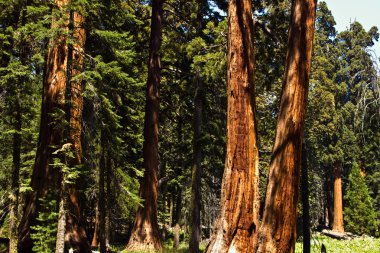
206,0,260,252
332,162,344,233
189,71,204,253
106,155,111,246
256,1,317,252
65,8,91,252
301,141,310,253
9,2,29,250
126,0,163,250
18,1,70,251
9,91,21,253
99,134,107,253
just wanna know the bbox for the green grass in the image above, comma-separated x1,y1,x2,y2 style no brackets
115,235,380,253
295,233,380,253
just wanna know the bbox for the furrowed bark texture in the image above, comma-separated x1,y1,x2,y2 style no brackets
189,72,203,253
332,162,344,233
18,1,69,251
256,0,317,252
65,9,91,252
126,0,163,250
205,0,260,252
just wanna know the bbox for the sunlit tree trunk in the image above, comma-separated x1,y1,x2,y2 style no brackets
332,162,344,233
65,8,91,253
256,0,317,252
205,0,260,252
18,1,69,251
126,0,163,250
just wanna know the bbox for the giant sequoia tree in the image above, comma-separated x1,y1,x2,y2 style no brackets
257,0,317,252
126,0,163,250
18,1,90,252
206,0,260,252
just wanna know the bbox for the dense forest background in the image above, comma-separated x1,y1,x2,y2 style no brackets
0,0,379,252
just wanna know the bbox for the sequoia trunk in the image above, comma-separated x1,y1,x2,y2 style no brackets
18,1,69,251
205,0,260,252
332,162,344,233
65,9,91,252
256,0,317,252
126,0,163,250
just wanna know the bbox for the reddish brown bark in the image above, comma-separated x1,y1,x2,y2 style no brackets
65,9,91,253
18,1,70,252
91,202,100,248
256,0,317,252
332,162,344,233
205,0,260,252
126,0,163,250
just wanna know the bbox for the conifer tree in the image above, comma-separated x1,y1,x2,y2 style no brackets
257,0,317,252
206,0,260,252
344,162,378,236
126,0,163,250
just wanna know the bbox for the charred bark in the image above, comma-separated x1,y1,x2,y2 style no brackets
126,0,163,250
332,162,344,233
256,0,317,252
205,0,260,252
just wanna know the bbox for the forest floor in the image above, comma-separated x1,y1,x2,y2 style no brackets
295,233,380,253
108,234,380,252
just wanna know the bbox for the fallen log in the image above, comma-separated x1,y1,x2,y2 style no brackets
321,229,347,240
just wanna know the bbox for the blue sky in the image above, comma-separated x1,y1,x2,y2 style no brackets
323,0,380,63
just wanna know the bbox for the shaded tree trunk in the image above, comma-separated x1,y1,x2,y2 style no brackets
106,156,111,245
206,0,260,252
65,8,91,253
99,134,107,253
256,0,317,252
126,0,163,250
18,1,70,251
332,162,344,233
301,141,310,253
189,71,203,253
9,2,29,250
9,90,21,253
